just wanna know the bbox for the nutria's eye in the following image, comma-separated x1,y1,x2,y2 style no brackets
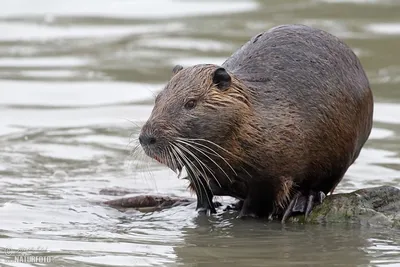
184,99,197,110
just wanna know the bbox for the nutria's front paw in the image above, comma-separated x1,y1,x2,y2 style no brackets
281,191,326,223
196,199,219,215
197,201,222,214
196,206,216,215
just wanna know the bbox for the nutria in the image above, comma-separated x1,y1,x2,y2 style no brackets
138,24,373,221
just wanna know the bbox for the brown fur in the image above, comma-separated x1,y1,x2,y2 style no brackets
139,24,374,217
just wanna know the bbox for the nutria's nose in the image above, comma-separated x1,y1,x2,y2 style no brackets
139,134,157,146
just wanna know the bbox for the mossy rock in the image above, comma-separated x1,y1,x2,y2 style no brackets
291,186,400,228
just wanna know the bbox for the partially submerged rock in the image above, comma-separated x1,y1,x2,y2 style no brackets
102,185,400,228
292,185,400,228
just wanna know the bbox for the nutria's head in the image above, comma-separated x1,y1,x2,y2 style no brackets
139,64,252,173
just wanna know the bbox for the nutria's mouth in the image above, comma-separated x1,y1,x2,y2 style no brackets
151,153,184,178
169,163,184,178
153,155,162,163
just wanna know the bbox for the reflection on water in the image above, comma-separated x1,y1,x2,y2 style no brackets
176,219,398,267
1,0,400,266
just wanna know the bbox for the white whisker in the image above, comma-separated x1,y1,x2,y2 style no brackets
179,138,237,176
172,143,213,208
176,139,233,183
175,142,221,188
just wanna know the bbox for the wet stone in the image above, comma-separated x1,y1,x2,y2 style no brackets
292,186,400,228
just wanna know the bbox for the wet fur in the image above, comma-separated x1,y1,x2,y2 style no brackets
140,24,373,218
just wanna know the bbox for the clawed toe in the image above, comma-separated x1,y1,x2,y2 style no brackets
317,191,326,204
281,190,326,223
281,192,302,223
304,194,314,218
196,200,216,214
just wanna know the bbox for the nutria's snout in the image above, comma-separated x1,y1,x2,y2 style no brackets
138,122,159,155
138,130,159,161
138,132,157,146
138,122,181,172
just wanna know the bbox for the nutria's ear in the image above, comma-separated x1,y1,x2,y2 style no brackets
212,67,231,90
172,65,183,76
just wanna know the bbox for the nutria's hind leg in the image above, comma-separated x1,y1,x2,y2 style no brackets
281,191,326,223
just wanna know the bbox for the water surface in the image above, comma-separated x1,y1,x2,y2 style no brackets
1,0,400,266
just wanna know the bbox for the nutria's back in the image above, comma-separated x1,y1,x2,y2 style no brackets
222,24,373,193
